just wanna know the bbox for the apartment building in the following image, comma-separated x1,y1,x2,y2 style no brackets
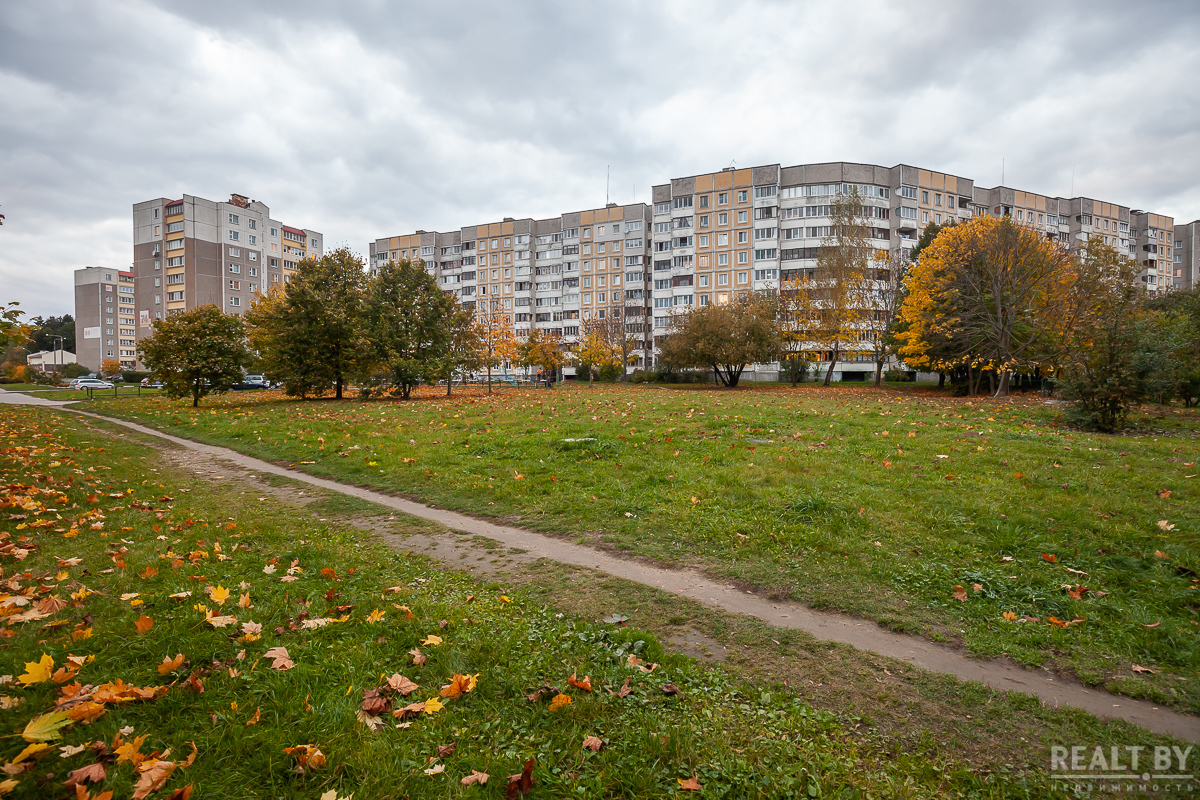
130,193,323,362
74,266,136,372
1173,220,1200,290
375,159,1185,380
369,202,654,369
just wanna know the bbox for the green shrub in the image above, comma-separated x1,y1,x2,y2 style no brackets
885,369,911,382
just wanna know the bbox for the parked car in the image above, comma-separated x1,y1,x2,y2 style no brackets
242,374,270,388
73,379,114,390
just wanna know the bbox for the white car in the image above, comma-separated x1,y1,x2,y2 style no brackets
73,379,114,390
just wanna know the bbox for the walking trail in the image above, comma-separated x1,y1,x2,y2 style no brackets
3,389,1193,741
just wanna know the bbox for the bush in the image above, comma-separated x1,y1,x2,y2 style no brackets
61,363,90,379
121,370,152,384
885,369,911,382
597,362,621,382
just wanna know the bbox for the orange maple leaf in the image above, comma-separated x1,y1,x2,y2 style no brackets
157,654,185,675
135,616,154,634
567,673,592,692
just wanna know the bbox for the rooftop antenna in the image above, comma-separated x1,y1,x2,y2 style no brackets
729,159,737,169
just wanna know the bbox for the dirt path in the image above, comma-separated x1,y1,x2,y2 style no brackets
65,407,1200,741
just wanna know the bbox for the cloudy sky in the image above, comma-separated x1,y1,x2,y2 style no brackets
2,0,1199,318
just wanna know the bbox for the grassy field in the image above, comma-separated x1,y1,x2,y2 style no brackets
0,407,1113,799
84,383,1200,715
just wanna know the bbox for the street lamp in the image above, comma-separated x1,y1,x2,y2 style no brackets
50,335,64,377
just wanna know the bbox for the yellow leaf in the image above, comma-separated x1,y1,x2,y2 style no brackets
366,609,385,624
423,697,445,714
11,742,54,764
71,627,93,642
20,710,72,742
498,596,511,603
549,693,572,711
421,634,443,646
209,585,230,606
18,653,54,686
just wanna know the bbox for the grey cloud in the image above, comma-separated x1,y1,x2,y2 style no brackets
2,0,1198,318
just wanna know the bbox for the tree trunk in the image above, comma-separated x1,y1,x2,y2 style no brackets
823,344,840,387
790,356,799,387
988,370,995,396
335,378,343,400
588,367,593,389
192,386,200,407
874,358,884,387
994,370,1010,397
446,376,452,397
937,372,945,389
487,364,492,394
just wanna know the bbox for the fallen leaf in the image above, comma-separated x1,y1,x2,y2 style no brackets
548,694,572,711
582,736,603,753
1041,554,1057,563
132,759,177,800
424,763,445,776
505,757,535,799
437,742,457,758
678,775,702,791
409,648,427,667
209,585,230,606
386,674,419,696
567,673,592,692
63,762,106,787
157,654,185,675
1157,520,1175,531
1154,550,1169,559
135,616,154,634
18,653,54,686
439,673,479,699
1001,611,1017,622
614,678,632,698
59,744,87,759
245,707,261,726
21,710,72,742
422,635,443,646
282,744,326,771
423,697,445,714
661,683,682,695
366,609,385,624
1132,664,1155,674
461,770,489,786
1143,621,1161,629
264,647,294,670
951,585,968,602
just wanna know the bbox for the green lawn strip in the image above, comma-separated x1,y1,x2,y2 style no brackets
506,559,1186,775
86,385,1200,714
0,406,1062,799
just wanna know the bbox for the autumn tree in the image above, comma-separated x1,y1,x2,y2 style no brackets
0,302,31,349
361,258,458,399
897,215,1074,396
572,319,623,387
776,275,818,385
474,309,520,393
519,329,567,384
244,248,368,399
138,305,249,407
657,292,780,387
439,305,484,397
811,190,873,386
99,358,122,378
863,250,909,386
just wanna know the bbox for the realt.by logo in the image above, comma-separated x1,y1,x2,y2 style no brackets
1051,745,1193,792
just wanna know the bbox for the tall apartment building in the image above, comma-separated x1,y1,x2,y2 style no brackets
1173,220,1200,290
369,202,655,368
130,193,323,363
74,266,136,372
374,159,1186,380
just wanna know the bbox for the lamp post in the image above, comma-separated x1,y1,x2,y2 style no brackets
49,335,64,382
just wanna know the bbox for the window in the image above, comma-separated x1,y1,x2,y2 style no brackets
229,280,241,290
898,206,918,220
934,193,942,207
229,213,239,225
654,203,670,214
921,191,929,204
754,227,776,240
166,291,184,301
754,268,778,280
166,239,184,251
698,274,710,287
166,221,183,233
698,215,709,228
654,222,671,234
754,186,777,198
229,297,241,307
166,273,184,285
229,247,241,257
717,212,729,225
249,235,257,245
228,230,239,241
698,235,709,247
737,251,749,264
625,221,642,232
697,195,709,209
717,253,729,266
737,190,748,203
673,196,693,209
718,192,729,205
737,271,749,284
754,249,777,260
154,208,160,219
737,211,748,224
248,219,256,229
753,206,777,220
737,231,748,244
167,256,184,267
922,211,930,223
228,264,241,274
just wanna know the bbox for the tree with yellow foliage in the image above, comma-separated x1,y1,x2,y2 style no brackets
811,190,874,385
897,215,1074,396
473,309,520,393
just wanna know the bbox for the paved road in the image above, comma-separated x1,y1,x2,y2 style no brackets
0,387,78,406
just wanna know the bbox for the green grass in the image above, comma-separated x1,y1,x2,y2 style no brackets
2,405,1100,799
86,383,1200,714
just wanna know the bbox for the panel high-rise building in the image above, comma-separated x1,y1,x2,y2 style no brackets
130,193,323,362
73,266,136,372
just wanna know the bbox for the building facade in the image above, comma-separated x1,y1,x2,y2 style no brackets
130,193,323,364
372,159,1184,380
73,266,136,372
369,202,654,369
1173,220,1200,290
